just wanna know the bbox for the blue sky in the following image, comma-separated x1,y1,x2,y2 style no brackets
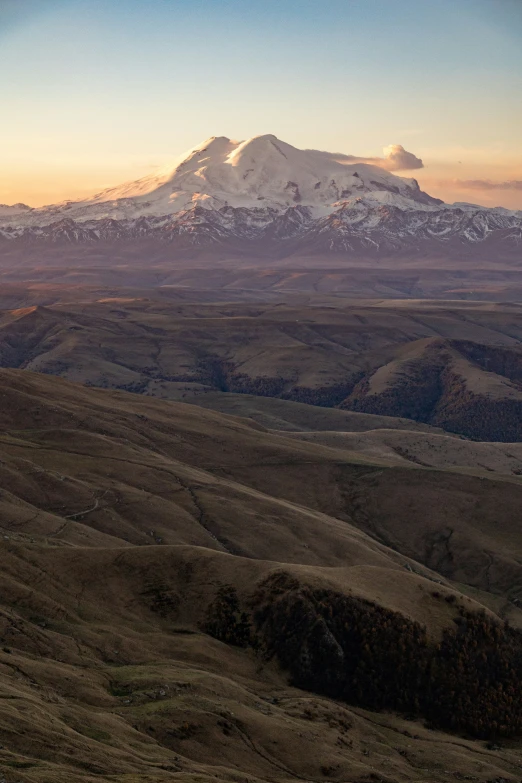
1,0,521,207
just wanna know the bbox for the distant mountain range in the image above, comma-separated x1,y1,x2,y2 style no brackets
2,134,522,259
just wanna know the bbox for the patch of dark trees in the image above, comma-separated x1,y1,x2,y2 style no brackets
344,356,444,422
202,585,254,648
203,573,522,740
197,356,361,407
433,369,522,442
342,352,522,442
280,381,362,408
452,340,522,386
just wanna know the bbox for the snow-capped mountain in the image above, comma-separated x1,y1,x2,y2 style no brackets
1,134,521,257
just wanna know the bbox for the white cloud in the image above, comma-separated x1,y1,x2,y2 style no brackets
381,144,424,171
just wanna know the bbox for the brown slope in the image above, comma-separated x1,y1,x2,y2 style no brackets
1,370,522,779
1,297,522,420
1,542,521,783
0,367,435,572
283,427,522,474
0,368,522,601
183,390,447,433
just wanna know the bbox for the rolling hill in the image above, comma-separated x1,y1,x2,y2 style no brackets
1,369,522,780
1,296,522,439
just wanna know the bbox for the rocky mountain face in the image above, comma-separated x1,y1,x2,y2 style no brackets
1,134,521,257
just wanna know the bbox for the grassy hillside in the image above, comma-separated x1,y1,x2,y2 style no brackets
1,297,522,440
0,363,522,779
2,542,522,783
185,390,447,433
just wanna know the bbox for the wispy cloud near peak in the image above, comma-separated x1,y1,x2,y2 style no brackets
306,144,424,172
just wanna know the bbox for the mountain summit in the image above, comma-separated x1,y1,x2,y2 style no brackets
1,134,521,258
